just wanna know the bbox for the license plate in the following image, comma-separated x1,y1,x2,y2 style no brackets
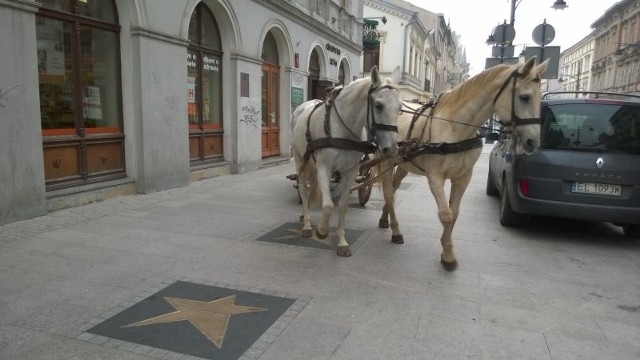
571,181,621,196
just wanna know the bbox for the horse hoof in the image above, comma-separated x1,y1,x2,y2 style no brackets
390,234,404,244
379,219,389,228
302,228,313,238
315,229,328,239
440,257,458,271
336,246,352,257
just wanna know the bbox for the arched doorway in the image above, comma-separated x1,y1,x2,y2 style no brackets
187,3,224,164
308,49,321,99
261,31,280,158
308,48,332,100
339,60,347,85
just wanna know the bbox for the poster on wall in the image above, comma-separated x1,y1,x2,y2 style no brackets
83,86,103,121
291,87,304,113
187,77,196,120
36,17,65,81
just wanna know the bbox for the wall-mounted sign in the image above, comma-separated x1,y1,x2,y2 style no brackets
240,72,249,97
363,19,380,46
326,43,341,56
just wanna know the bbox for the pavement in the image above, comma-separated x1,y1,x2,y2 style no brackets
1,144,640,360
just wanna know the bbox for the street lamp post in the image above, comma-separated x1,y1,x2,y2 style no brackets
558,61,582,96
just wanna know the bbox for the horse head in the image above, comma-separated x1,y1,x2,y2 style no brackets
368,65,402,157
493,57,549,155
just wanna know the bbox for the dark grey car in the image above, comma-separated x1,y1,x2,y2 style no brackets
486,91,640,238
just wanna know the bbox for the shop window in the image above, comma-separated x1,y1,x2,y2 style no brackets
36,0,124,190
187,3,224,164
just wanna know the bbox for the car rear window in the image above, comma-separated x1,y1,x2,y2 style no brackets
540,103,640,154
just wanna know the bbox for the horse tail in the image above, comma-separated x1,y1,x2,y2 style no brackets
370,156,395,193
307,180,322,209
299,161,322,209
371,160,384,194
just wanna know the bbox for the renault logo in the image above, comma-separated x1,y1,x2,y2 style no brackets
595,157,604,168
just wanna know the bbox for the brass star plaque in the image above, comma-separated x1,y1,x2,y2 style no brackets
123,295,266,349
88,281,295,359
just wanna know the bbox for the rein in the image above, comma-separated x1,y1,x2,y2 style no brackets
395,67,539,162
397,99,483,161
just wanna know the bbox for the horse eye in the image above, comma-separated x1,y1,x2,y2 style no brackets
375,103,384,111
519,94,530,102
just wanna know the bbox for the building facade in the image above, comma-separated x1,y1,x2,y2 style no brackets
591,0,640,94
362,0,466,102
553,36,594,93
0,0,364,225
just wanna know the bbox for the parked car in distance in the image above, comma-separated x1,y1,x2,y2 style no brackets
486,91,640,238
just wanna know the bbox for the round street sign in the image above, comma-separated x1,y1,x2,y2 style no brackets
532,22,555,46
492,24,516,44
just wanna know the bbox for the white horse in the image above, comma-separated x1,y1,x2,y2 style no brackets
291,66,402,257
377,58,549,270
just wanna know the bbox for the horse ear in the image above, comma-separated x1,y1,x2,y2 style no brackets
520,57,536,76
535,58,550,77
389,66,402,84
370,65,381,85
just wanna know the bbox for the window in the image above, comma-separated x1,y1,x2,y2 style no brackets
541,103,640,154
37,0,124,189
187,4,224,163
363,45,379,72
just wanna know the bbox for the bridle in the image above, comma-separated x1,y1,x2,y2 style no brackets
366,84,399,141
493,68,541,129
303,82,399,161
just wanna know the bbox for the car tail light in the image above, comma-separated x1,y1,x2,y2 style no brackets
519,178,529,197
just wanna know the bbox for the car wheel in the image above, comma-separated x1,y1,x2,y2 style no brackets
622,224,640,239
500,180,526,227
486,170,499,196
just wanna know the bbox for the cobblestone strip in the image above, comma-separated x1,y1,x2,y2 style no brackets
0,194,162,242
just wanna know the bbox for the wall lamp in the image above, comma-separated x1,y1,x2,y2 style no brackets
551,1,568,10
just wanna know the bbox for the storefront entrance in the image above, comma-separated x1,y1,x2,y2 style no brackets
261,32,280,158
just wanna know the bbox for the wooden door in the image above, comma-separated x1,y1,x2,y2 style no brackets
261,63,280,157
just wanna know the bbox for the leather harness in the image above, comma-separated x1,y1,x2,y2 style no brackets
398,67,537,162
303,84,398,162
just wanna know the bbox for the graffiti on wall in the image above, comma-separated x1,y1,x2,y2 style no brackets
240,103,261,128
0,85,17,108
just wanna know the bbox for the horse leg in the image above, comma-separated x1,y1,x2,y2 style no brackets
438,172,473,270
380,166,409,244
377,159,394,228
297,165,313,238
426,175,462,271
334,178,355,257
314,167,334,240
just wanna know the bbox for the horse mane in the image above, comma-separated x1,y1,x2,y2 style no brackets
435,64,511,110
